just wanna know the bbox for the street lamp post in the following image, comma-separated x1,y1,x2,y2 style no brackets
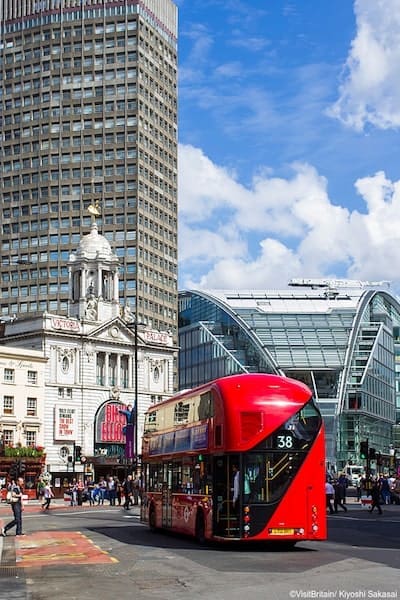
125,319,144,468
133,320,138,464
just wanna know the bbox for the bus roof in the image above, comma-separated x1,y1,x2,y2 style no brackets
143,373,318,454
146,373,312,413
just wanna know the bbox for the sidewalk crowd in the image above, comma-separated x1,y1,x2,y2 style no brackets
326,471,400,515
47,473,143,508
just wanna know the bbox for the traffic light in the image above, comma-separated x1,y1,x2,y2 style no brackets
19,460,26,474
360,440,368,459
74,445,82,462
9,461,18,479
369,447,376,460
376,452,382,466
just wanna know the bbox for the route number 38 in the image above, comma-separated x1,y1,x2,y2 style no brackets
276,434,294,449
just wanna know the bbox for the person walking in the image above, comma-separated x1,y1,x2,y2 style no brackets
123,475,134,510
107,476,116,506
41,482,54,510
115,478,123,506
1,476,25,537
337,473,348,504
356,475,362,502
379,475,391,505
369,479,383,515
132,474,141,506
77,479,84,506
325,479,335,514
69,479,78,506
98,477,107,505
333,479,347,512
91,483,101,505
86,478,95,506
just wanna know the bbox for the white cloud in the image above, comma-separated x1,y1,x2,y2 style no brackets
328,0,400,131
184,239,304,290
178,144,243,223
178,143,400,291
230,35,271,53
179,221,247,265
214,61,243,78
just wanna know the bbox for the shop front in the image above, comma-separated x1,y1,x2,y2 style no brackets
0,451,46,500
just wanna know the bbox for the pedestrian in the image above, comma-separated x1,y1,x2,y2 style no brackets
337,473,348,504
232,464,240,511
41,482,54,510
86,478,95,506
115,478,123,506
369,479,383,515
356,475,362,502
123,475,133,510
91,483,101,505
107,476,116,506
333,479,347,512
69,479,78,506
77,479,84,505
379,475,391,505
325,479,334,514
1,476,25,537
132,474,140,506
98,477,107,505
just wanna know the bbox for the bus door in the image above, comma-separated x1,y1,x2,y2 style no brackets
212,455,240,538
161,462,172,528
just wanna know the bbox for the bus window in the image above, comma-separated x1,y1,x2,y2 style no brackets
148,463,163,492
198,391,214,420
286,400,322,446
174,401,190,424
144,411,158,433
263,398,321,451
172,461,182,492
244,452,303,503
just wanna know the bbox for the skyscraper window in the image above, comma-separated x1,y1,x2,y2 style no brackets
1,0,178,335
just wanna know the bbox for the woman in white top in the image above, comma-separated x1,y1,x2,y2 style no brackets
42,483,54,510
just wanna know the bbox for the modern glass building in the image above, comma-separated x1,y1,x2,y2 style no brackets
0,0,178,335
178,280,400,469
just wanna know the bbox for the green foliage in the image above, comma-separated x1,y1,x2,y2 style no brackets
4,446,45,458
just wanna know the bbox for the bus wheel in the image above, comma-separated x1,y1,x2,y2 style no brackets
149,507,157,532
195,512,206,545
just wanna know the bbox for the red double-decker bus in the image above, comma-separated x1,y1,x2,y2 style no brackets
141,373,326,545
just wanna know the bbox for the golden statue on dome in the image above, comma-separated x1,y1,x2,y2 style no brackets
88,199,100,224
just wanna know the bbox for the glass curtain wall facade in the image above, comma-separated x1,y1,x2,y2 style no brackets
178,291,279,388
179,284,400,469
0,0,178,335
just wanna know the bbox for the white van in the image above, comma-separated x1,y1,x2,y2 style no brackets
344,465,364,486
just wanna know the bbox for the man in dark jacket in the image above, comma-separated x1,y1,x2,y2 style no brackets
333,479,347,512
2,477,25,536
123,475,134,510
369,479,383,514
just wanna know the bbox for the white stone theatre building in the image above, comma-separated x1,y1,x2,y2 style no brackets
0,219,177,487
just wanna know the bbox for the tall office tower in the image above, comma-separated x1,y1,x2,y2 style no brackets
0,0,178,335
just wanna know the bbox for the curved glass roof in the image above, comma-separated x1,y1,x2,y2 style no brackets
178,281,400,468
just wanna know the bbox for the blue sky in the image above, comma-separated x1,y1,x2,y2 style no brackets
176,0,400,292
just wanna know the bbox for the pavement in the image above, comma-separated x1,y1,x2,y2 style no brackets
0,497,139,600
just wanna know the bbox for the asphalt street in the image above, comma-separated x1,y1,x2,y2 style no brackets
1,498,399,600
